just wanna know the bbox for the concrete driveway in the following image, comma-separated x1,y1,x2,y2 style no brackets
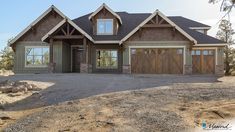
0,74,219,110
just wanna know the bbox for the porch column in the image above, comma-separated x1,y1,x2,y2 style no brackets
49,38,55,73
83,37,87,63
80,37,89,73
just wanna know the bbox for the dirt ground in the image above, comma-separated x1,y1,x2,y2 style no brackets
1,75,235,132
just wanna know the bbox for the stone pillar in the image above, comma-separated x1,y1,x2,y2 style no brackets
80,63,88,73
215,65,224,76
123,65,131,74
80,37,90,73
184,65,192,75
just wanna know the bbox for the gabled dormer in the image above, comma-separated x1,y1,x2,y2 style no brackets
89,3,122,35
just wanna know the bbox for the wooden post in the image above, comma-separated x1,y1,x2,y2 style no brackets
86,42,89,64
49,38,54,72
83,37,87,63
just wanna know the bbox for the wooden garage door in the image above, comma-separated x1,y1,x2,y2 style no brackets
192,49,215,74
131,48,183,74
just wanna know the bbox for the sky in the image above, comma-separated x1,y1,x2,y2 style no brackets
0,0,235,50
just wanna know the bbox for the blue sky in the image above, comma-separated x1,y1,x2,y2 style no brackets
0,0,234,50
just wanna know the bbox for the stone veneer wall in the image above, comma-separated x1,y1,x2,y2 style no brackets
80,63,88,73
122,65,131,74
80,64,92,73
184,65,192,75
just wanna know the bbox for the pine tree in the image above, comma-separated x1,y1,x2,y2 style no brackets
216,19,235,75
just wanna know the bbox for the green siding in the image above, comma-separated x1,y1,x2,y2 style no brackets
13,42,50,74
62,42,71,72
217,47,224,65
53,41,63,73
13,41,72,74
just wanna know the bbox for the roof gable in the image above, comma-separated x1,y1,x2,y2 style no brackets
88,3,122,24
119,10,198,44
42,18,94,42
9,5,66,46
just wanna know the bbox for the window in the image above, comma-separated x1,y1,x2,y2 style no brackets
191,50,195,55
195,50,201,55
203,50,209,55
191,50,201,55
25,46,49,67
96,50,118,69
97,19,113,35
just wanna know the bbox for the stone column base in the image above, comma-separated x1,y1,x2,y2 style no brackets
215,65,224,76
80,63,89,73
88,64,92,73
123,65,131,74
184,65,192,75
48,62,56,73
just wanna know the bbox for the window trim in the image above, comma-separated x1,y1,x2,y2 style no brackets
96,49,118,69
97,19,114,35
25,46,50,68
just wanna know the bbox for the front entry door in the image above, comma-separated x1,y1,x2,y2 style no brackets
72,47,82,73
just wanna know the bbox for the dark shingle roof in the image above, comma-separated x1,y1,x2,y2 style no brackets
168,16,224,44
73,12,150,41
73,12,224,44
168,16,211,28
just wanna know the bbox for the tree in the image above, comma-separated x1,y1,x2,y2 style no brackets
216,19,235,75
0,39,14,70
209,0,235,14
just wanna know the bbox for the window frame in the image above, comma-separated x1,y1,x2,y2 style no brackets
25,46,50,68
97,19,114,35
96,49,118,69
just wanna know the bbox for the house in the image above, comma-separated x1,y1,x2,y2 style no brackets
9,4,227,75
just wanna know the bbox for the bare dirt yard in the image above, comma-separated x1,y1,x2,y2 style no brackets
0,74,234,132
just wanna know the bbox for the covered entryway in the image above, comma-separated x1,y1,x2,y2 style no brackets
130,48,184,74
192,49,215,74
42,19,90,73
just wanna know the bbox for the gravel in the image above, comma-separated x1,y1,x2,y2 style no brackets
1,74,235,131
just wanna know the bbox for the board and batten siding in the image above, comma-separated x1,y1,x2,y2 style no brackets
53,41,63,73
14,41,50,73
13,41,69,74
62,41,71,73
52,41,71,73
217,47,224,65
